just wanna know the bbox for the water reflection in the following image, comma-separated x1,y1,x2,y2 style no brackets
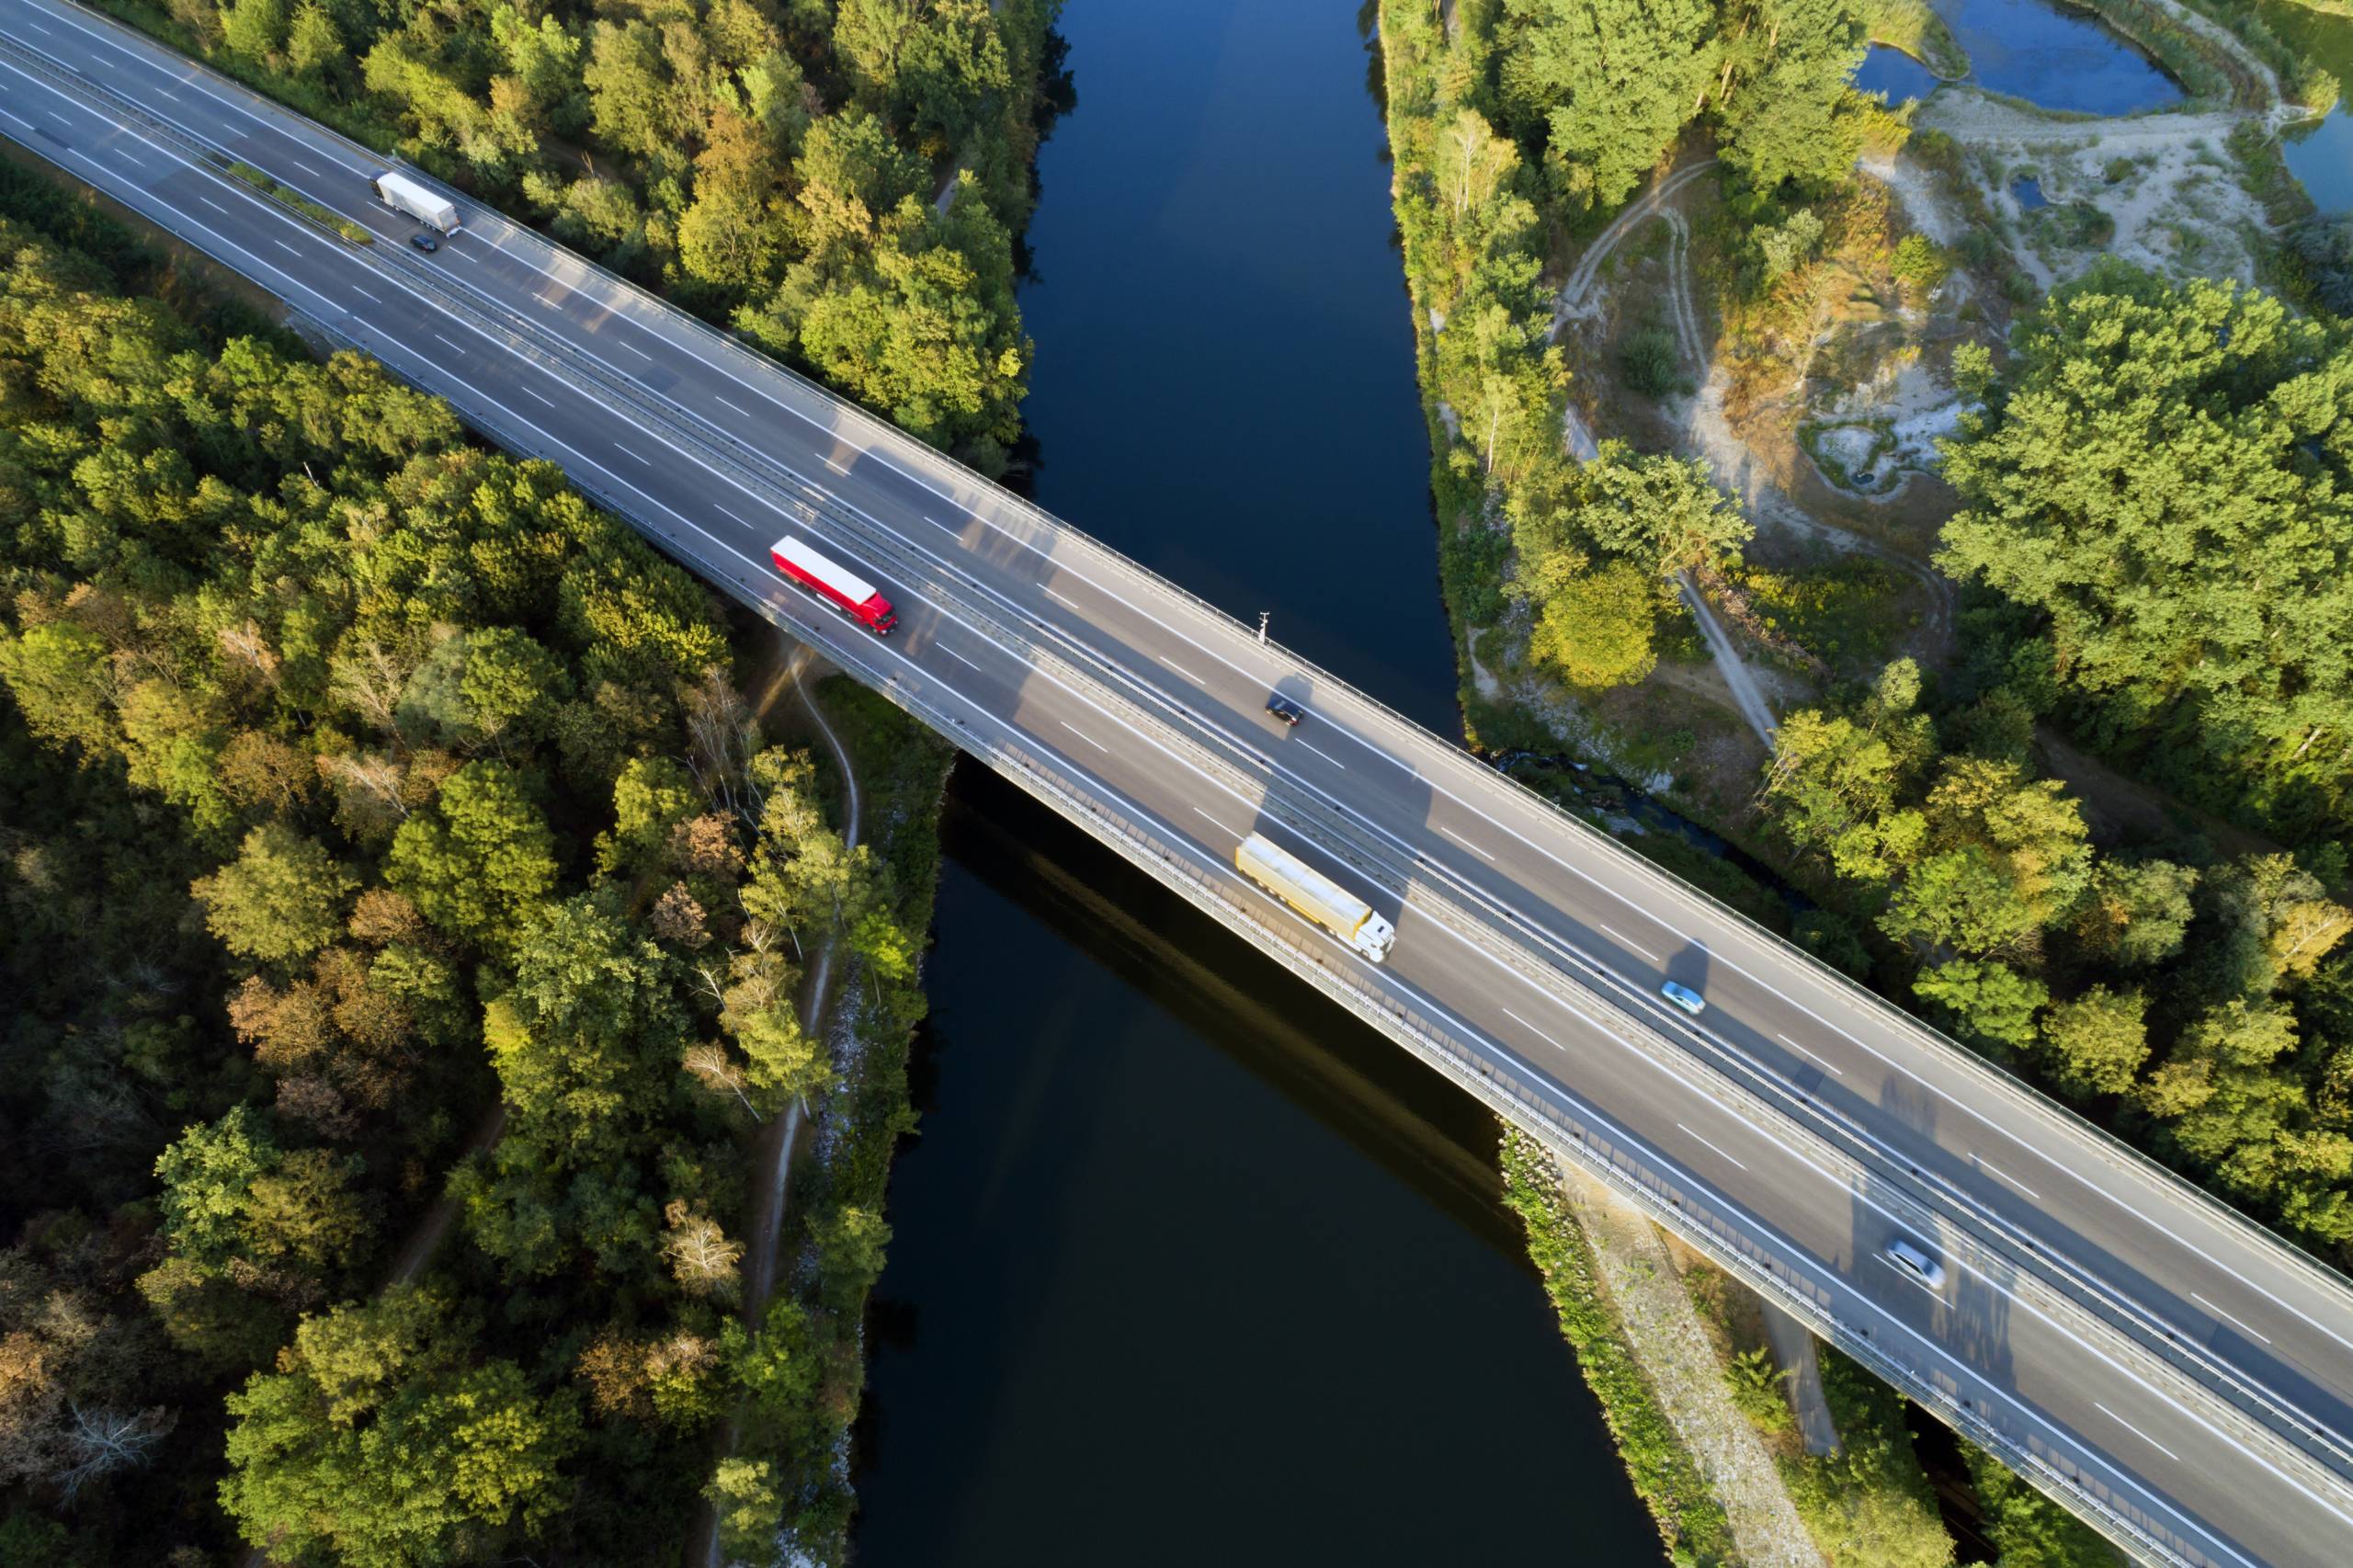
1927,0,2186,115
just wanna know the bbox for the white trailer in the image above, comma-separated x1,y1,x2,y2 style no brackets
1234,833,1396,962
370,169,460,233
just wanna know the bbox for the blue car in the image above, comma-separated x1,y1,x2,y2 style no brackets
1660,980,1706,1017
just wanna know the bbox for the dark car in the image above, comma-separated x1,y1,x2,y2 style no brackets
409,231,441,253
1265,695,1306,728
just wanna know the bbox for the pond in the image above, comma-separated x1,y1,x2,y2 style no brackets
1858,44,1948,104
1855,0,2187,116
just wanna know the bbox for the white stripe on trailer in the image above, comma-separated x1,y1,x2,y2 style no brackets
771,535,880,606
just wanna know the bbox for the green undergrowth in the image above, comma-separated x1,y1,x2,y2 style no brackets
1500,1131,1738,1567
0,152,307,351
1961,1441,2123,1566
1778,1352,1955,1568
2161,0,2344,108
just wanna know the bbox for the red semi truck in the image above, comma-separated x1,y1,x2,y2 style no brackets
769,535,898,635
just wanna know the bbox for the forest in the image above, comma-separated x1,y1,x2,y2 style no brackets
1765,266,2353,1261
1388,0,2353,1267
0,157,947,1563
108,0,1062,471
1386,0,1921,699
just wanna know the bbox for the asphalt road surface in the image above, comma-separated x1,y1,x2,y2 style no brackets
5,3,2351,1561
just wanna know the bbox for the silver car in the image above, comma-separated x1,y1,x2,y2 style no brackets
1886,1237,1947,1290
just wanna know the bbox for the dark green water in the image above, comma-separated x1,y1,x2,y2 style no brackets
849,2,1659,1562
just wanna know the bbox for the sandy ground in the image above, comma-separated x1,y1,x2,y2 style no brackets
1920,93,2275,290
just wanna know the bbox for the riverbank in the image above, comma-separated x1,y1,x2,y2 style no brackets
722,670,954,1563
1370,1,2126,1562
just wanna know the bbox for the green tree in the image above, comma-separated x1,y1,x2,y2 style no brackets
1496,0,1718,212
1528,560,1659,689
1573,442,1751,578
192,823,357,964
678,109,790,294
0,620,119,758
153,1107,368,1273
583,21,691,165
485,893,688,1161
386,761,558,949
1912,958,2048,1052
221,1289,578,1568
219,0,288,64
283,3,341,77
1917,757,2093,936
704,1457,783,1562
595,756,702,881
1714,0,1870,190
1938,265,2353,840
153,1107,278,1269
1760,686,1934,886
2037,984,2150,1098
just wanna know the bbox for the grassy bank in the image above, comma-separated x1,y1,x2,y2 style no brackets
1861,0,1972,77
1500,1133,1738,1565
2078,0,2342,109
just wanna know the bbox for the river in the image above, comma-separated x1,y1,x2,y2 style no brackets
848,3,1659,1564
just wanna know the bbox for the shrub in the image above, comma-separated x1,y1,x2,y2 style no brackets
1620,324,1684,398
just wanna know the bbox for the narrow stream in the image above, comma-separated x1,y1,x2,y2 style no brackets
849,3,1658,1562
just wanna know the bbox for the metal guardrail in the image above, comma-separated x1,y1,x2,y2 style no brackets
5,12,2348,1549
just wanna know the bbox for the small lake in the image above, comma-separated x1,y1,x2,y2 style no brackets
1858,45,1948,103
1856,0,2187,116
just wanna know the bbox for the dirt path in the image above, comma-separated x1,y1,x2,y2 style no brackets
1680,574,1779,743
1562,1167,1827,1568
1559,159,1956,646
735,648,863,1312
1555,159,1718,334
1552,160,1960,744
690,643,864,1568
381,1104,508,1290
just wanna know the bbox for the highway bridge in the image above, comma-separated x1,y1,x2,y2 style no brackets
5,3,2351,1559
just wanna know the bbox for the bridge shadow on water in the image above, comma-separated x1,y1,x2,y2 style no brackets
917,764,1520,1249
850,763,1668,1567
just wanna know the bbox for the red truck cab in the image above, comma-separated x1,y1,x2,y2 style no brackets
769,535,897,635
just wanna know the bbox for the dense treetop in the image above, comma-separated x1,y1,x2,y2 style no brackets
1938,264,2353,846
0,178,933,1562
137,0,1061,467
